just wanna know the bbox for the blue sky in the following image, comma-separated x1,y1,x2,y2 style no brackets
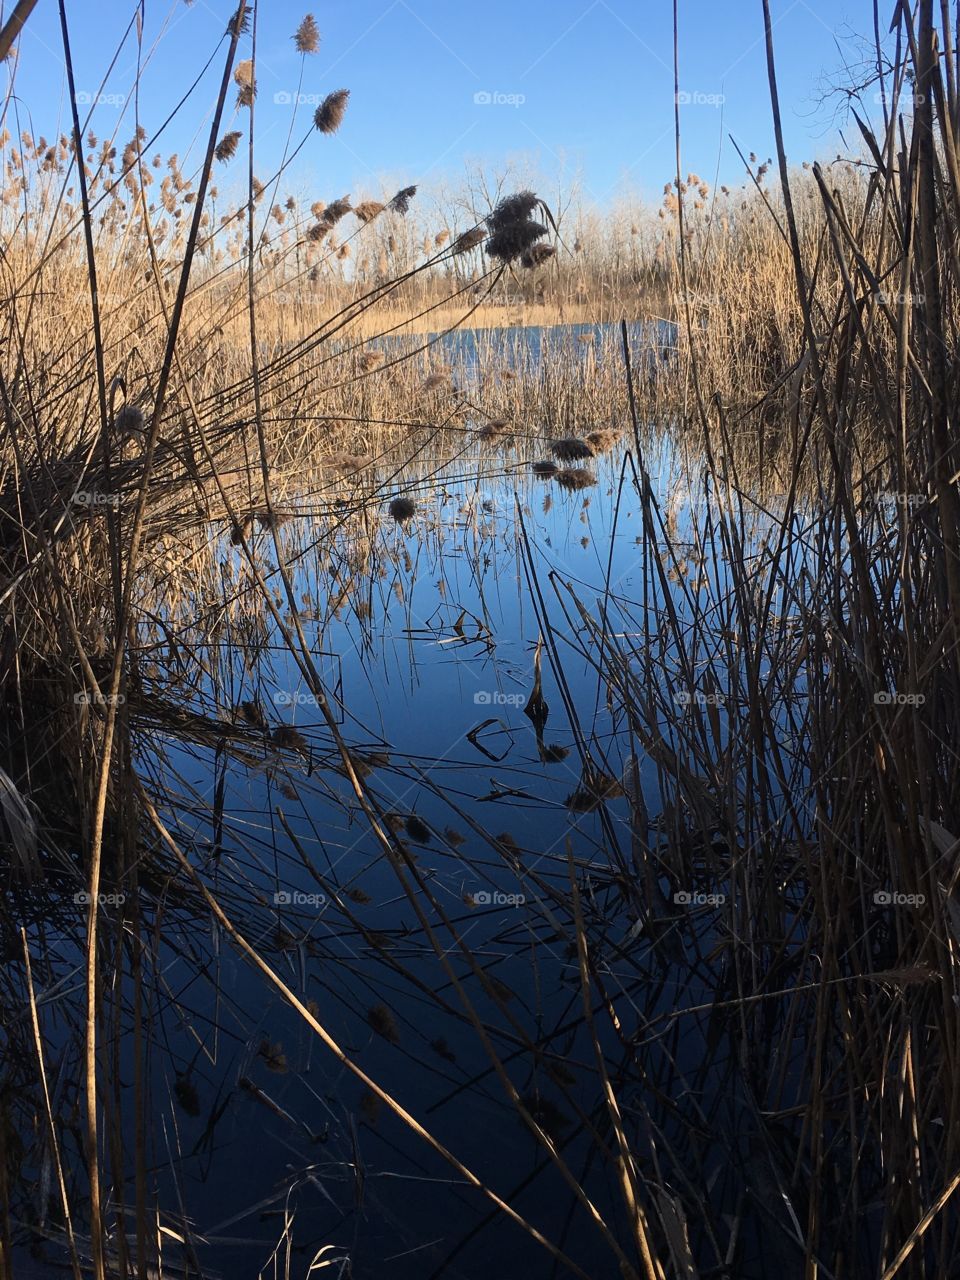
6,0,883,211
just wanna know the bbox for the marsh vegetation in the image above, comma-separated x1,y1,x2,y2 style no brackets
2,2,960,1278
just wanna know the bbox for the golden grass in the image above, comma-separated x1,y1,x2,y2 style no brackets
3,6,960,1277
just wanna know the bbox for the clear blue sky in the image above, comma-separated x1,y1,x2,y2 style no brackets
6,0,883,210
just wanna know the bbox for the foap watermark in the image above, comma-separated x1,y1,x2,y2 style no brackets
675,690,725,707
675,90,726,107
473,90,526,108
73,491,120,508
874,90,928,106
75,91,126,107
874,691,925,706
874,890,926,906
274,90,324,106
474,690,524,708
75,890,126,906
677,289,721,308
275,690,321,708
274,890,326,907
472,890,525,907
269,288,324,307
873,491,927,513
74,691,126,706
873,290,924,306
674,890,726,906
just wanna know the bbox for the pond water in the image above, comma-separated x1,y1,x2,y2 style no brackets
19,323,822,1279
149,441,669,1279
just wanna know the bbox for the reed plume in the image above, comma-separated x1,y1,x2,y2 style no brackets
314,89,350,134
318,195,351,229
388,185,417,215
388,497,416,522
354,200,385,223
554,468,595,491
585,429,618,453
521,243,555,268
477,419,511,446
234,60,255,108
550,437,594,462
486,191,549,264
215,131,242,163
452,227,485,254
294,14,320,54
226,3,251,36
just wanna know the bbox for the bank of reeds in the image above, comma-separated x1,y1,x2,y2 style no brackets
4,2,960,1278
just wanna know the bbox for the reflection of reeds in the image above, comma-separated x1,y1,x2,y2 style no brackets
6,5,960,1277
553,467,595,491
324,451,373,474
388,496,416,522
477,418,511,446
550,436,594,462
585,428,617,453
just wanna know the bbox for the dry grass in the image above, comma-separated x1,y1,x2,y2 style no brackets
2,2,960,1278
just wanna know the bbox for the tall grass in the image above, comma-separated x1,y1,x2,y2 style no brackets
2,2,960,1278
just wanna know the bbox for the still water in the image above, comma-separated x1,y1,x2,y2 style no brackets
21,323,808,1279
